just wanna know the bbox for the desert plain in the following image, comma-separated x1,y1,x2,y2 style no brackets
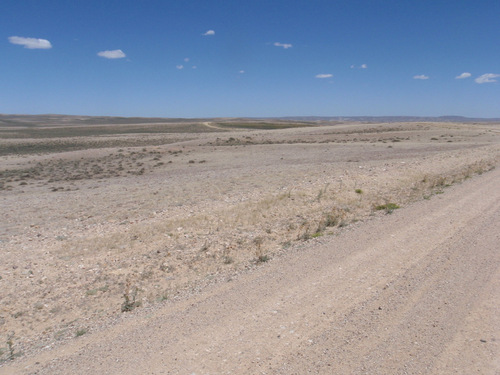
0,116,499,373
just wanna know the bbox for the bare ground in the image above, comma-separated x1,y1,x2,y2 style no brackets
0,120,499,373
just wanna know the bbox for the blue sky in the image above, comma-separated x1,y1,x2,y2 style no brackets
1,0,499,118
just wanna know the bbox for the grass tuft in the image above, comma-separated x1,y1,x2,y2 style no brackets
75,329,87,337
121,281,141,312
375,203,400,213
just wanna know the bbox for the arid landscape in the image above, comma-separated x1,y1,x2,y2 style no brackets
1,116,499,373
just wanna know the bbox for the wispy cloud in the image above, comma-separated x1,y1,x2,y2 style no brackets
274,42,292,49
8,36,52,49
361,64,367,69
184,57,190,62
316,74,333,79
97,49,126,59
203,30,215,36
239,70,245,74
455,72,471,79
413,74,429,80
475,73,500,84
176,65,184,70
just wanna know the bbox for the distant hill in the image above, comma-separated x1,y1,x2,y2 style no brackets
272,116,500,123
0,114,211,127
1,114,499,127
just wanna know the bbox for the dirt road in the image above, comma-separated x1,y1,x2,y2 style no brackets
5,167,499,374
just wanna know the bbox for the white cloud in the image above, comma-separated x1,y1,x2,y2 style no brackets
192,65,197,69
203,30,215,36
274,42,292,49
239,70,245,74
475,73,500,84
455,72,471,79
316,74,333,79
361,64,367,69
413,74,429,80
184,57,190,62
176,65,184,70
97,49,126,59
350,65,355,69
8,36,52,49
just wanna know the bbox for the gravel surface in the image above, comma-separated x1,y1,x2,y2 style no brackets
4,152,499,374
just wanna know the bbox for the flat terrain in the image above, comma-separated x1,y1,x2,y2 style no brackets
0,118,499,372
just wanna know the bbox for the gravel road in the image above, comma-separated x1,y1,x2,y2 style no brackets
5,167,499,375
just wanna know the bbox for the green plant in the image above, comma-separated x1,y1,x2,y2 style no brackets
338,220,348,228
75,329,87,337
355,188,363,194
98,285,109,292
313,219,328,237
7,333,15,361
324,214,339,227
157,293,168,302
299,225,312,241
254,237,269,263
222,245,234,264
316,183,330,202
254,236,264,248
375,203,400,213
121,282,141,312
257,254,270,263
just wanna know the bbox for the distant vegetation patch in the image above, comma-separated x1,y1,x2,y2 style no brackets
216,122,312,130
0,138,186,156
0,123,220,139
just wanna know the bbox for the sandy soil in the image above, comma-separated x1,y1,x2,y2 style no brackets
1,120,499,373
